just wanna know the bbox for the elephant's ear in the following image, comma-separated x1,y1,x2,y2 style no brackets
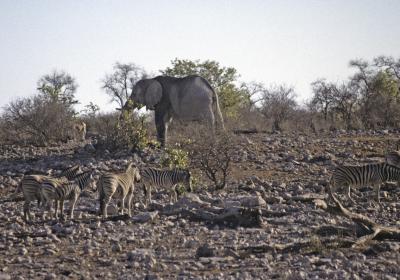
144,80,162,109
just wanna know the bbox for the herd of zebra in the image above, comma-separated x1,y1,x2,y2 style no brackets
13,164,191,222
9,149,400,223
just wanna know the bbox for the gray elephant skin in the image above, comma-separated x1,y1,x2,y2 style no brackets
123,75,224,146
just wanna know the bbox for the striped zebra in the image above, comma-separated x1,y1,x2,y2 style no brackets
20,165,81,222
40,171,95,220
98,163,141,218
14,165,81,199
140,168,192,207
329,162,400,205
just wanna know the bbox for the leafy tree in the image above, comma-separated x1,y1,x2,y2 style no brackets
161,58,248,117
102,62,147,109
37,70,78,106
81,102,100,118
369,70,400,127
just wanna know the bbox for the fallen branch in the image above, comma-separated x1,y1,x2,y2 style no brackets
229,236,354,258
0,195,24,203
171,207,263,228
327,184,400,247
233,128,262,134
14,232,48,238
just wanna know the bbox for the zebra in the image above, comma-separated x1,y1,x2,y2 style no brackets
329,162,400,205
98,163,141,218
14,164,81,199
40,171,95,220
19,165,81,222
140,168,192,207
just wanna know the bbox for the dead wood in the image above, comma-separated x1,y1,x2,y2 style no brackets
156,202,263,228
14,232,48,238
327,184,400,247
289,193,327,202
233,129,261,134
229,236,354,258
177,207,263,228
0,195,24,203
315,225,353,237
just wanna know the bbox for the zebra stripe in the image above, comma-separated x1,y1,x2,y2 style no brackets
40,171,94,219
59,165,82,180
98,163,141,218
140,168,191,206
20,165,80,222
329,162,400,204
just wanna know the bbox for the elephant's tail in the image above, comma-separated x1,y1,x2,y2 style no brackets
213,92,225,130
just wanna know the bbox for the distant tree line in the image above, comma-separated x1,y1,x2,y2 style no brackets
310,56,400,130
1,55,399,145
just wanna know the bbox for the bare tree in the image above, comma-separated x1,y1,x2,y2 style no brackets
259,85,297,131
331,83,358,129
239,81,266,109
310,79,335,121
189,132,234,190
374,56,400,80
101,62,147,109
349,59,376,128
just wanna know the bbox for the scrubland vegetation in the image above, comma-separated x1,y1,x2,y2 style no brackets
1,56,400,279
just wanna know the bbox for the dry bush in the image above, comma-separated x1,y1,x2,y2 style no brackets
187,130,234,190
226,108,267,133
2,94,76,145
83,112,119,139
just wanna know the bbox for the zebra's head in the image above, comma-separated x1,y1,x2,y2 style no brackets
87,174,97,191
133,168,141,183
127,164,141,183
75,171,97,191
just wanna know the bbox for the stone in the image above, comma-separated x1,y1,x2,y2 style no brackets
132,211,159,223
196,244,215,258
238,194,267,207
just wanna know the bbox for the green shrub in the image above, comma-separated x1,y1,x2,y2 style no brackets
160,146,189,169
94,111,149,152
115,110,148,151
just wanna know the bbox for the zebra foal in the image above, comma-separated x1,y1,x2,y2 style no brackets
140,168,192,207
40,171,95,220
98,163,141,218
329,162,400,205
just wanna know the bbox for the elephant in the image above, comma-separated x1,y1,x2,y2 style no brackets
122,75,224,146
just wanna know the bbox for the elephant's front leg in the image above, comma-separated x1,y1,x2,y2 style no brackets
155,109,172,147
155,110,167,146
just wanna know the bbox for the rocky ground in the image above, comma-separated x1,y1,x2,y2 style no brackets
0,130,400,279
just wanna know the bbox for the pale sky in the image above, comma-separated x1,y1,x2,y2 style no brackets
0,0,399,112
